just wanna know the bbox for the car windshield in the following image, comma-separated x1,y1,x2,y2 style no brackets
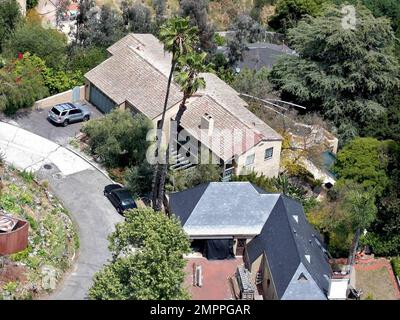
121,198,134,205
51,107,60,115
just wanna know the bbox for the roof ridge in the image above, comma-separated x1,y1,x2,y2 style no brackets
126,45,180,91
280,196,303,264
182,183,212,227
129,33,146,47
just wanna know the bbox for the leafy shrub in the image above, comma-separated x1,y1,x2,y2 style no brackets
391,257,400,277
4,21,67,69
167,164,221,192
124,163,154,197
361,232,400,257
82,110,153,168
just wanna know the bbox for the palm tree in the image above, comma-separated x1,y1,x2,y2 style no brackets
154,52,213,211
151,17,199,211
173,51,212,127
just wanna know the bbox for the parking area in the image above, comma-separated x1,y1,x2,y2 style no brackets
2,102,103,146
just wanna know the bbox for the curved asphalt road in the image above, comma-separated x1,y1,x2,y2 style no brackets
0,120,123,300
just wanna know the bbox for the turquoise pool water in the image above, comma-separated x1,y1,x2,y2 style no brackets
322,150,337,178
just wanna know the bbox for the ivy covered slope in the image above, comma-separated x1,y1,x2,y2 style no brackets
0,164,78,300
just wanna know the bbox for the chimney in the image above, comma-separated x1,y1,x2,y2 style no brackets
201,113,214,136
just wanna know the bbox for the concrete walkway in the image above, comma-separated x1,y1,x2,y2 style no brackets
0,122,123,299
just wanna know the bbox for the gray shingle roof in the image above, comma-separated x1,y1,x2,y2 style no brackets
247,195,331,299
169,182,280,237
237,42,296,71
168,182,331,299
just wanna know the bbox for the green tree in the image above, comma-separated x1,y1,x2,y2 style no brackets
308,182,377,256
251,0,277,23
174,51,211,127
89,208,191,300
333,137,390,196
179,0,216,52
124,163,154,198
0,54,48,114
268,0,328,32
4,21,68,69
0,0,21,49
26,0,39,9
67,46,108,75
268,5,400,139
75,0,96,46
227,14,265,65
15,53,83,94
154,51,212,214
121,1,154,33
82,110,153,168
151,17,199,211
332,0,400,33
89,4,125,48
230,67,275,99
166,164,221,192
361,141,400,255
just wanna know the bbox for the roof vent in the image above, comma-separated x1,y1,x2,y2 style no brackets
292,215,299,223
293,228,297,235
297,273,308,281
201,113,214,136
305,255,311,263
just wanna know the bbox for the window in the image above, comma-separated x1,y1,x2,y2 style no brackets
69,109,81,115
51,107,60,115
264,147,273,160
245,153,255,166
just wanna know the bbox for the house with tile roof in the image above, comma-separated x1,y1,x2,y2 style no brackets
167,182,333,300
84,34,283,178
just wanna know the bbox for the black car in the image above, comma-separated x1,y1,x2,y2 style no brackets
104,184,137,214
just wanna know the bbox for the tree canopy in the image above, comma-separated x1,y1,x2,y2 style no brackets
268,5,400,141
89,208,191,300
0,54,48,114
0,0,21,49
268,0,328,32
333,137,390,196
82,110,153,168
4,21,68,69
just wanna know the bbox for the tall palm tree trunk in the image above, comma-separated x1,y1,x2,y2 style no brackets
154,96,189,211
152,53,176,211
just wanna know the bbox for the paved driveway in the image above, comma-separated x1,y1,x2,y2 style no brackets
3,103,103,146
37,167,123,300
0,121,122,300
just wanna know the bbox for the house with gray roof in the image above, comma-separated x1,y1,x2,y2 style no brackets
167,182,332,300
84,34,283,179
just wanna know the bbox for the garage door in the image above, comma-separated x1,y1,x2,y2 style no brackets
89,84,116,113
